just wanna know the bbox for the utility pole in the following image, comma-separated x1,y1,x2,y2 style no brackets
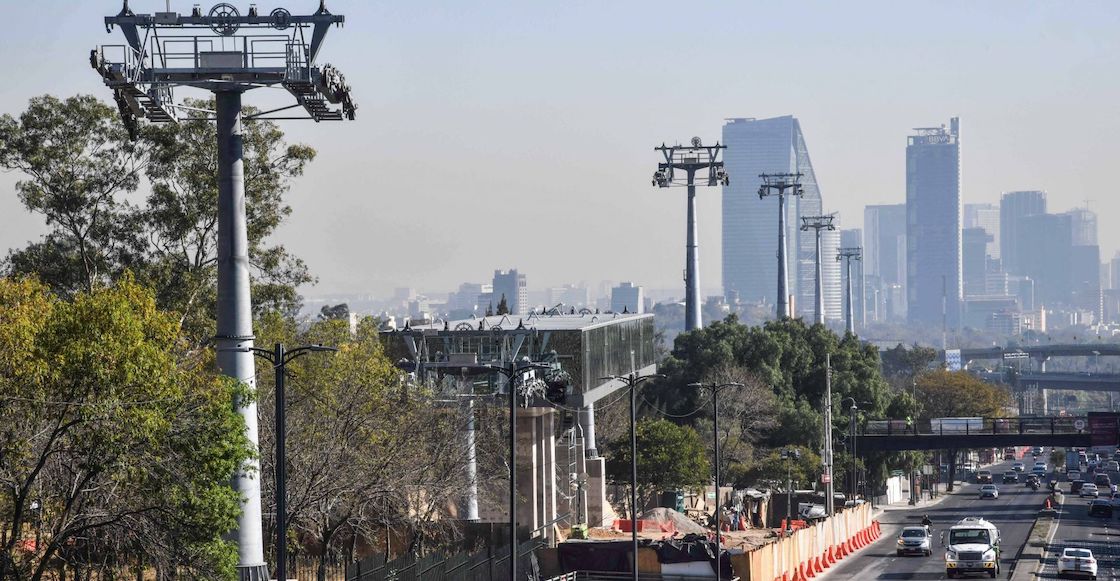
94,6,356,579
652,138,729,331
822,355,834,516
801,215,836,325
780,448,801,534
759,173,804,319
837,247,862,335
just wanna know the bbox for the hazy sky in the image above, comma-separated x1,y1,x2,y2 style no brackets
2,1,1119,298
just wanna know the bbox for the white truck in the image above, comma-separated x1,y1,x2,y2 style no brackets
943,517,1001,578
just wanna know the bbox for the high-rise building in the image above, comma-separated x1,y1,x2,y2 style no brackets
547,284,590,309
1000,190,1047,276
962,227,992,297
1019,213,1072,306
610,282,645,314
722,116,823,312
492,269,528,315
863,204,907,322
820,227,843,321
906,118,962,327
964,203,1000,260
1065,208,1098,247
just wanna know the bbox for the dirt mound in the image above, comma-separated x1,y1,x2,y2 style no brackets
640,507,710,535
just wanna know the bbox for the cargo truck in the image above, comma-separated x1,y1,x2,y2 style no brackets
943,517,1001,578
1067,450,1082,473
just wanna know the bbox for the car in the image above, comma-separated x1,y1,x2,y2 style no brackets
976,470,993,484
1070,480,1086,494
1056,547,1098,579
1095,473,1111,487
1034,461,1047,470
1081,483,1100,498
1108,461,1119,472
979,484,999,499
1090,499,1114,518
1002,471,1018,484
1109,492,1120,508
1012,462,1025,472
1032,446,1043,456
895,526,932,556
1068,470,1082,482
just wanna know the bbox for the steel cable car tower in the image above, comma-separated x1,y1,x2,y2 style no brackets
93,3,356,579
652,138,729,331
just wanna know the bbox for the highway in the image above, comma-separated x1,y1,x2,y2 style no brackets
1034,468,1120,580
823,459,1050,580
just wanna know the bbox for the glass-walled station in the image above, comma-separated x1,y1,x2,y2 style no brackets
381,312,657,541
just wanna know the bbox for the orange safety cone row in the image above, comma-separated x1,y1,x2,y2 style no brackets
829,545,840,562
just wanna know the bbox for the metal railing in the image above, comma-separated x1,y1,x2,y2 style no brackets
861,416,1088,436
546,573,739,581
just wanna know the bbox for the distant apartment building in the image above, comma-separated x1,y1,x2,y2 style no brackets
721,116,824,316
447,282,491,316
962,227,992,297
610,282,645,314
906,118,962,327
492,269,528,315
1000,190,1046,276
547,284,590,309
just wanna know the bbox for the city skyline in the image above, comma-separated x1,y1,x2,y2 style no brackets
1,2,1119,299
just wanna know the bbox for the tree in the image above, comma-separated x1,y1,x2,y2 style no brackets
693,364,778,487
254,314,475,578
496,294,509,315
1,95,317,341
746,445,822,490
0,95,146,294
604,419,709,517
0,276,252,580
318,303,350,321
913,370,1012,418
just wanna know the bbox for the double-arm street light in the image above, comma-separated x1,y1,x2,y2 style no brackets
237,342,338,581
688,381,744,580
489,359,551,581
779,448,801,535
603,371,664,581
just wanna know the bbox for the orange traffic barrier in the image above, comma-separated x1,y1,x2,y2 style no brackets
801,560,814,579
828,545,839,563
812,555,824,574
821,550,831,568
791,565,805,581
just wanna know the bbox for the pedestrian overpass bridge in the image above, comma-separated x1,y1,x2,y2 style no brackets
857,414,1120,453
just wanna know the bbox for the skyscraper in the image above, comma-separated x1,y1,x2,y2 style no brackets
1019,213,1072,306
722,116,823,313
492,269,528,315
863,204,907,321
962,227,992,297
1000,190,1047,276
610,282,645,314
906,118,961,327
964,203,1000,260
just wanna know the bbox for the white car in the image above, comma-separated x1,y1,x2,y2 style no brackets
1057,547,1097,579
978,484,999,499
1012,462,1025,472
1034,461,1047,471
1081,483,1100,498
1107,461,1119,472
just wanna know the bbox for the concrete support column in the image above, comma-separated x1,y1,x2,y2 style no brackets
580,403,597,458
214,90,268,581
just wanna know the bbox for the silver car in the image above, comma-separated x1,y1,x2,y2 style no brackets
896,526,932,556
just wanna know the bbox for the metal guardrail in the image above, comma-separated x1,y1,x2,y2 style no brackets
861,417,1089,437
546,573,739,581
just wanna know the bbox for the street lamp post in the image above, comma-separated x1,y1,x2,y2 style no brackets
842,398,859,501
489,359,550,581
689,382,744,580
238,343,338,581
780,448,801,535
604,372,664,581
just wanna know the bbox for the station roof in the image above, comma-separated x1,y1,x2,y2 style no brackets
404,312,652,333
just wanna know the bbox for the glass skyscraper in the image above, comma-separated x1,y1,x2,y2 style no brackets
906,118,961,327
722,116,824,315
999,190,1046,276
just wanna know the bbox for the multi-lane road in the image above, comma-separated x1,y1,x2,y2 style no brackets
1038,474,1120,580
824,458,1051,580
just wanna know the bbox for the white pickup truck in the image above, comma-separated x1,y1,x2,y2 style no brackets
943,517,1001,578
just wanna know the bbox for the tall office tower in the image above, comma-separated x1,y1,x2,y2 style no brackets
906,118,962,327
964,203,1001,260
962,227,992,297
1000,190,1047,276
864,204,907,321
1112,253,1120,290
610,282,645,314
820,228,843,321
492,269,528,315
1065,208,1098,247
722,116,823,311
1020,214,1073,306
840,228,864,326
